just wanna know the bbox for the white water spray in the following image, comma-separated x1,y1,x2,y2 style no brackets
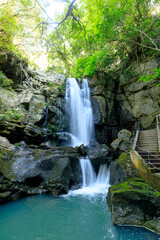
80,158,96,188
68,158,110,196
65,78,94,147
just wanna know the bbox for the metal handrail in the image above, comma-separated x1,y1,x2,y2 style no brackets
135,145,160,171
156,114,160,152
135,145,160,159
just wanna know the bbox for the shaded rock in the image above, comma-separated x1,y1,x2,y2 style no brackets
110,152,139,185
39,141,55,149
76,144,87,156
117,129,132,139
86,142,109,172
110,129,132,157
0,136,12,150
0,191,12,204
107,177,160,234
0,51,29,86
0,141,83,200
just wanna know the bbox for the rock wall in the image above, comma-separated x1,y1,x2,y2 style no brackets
0,52,67,144
1,51,159,146
90,57,160,145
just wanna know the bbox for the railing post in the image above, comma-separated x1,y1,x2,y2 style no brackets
133,130,140,150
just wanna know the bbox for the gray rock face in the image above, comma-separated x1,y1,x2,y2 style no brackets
89,57,160,145
76,142,110,173
0,55,67,144
117,58,160,129
109,152,139,185
90,72,118,144
117,129,132,139
0,51,29,86
107,177,160,234
110,129,132,157
0,140,83,201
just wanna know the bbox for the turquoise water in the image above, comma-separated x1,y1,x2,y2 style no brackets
0,194,160,240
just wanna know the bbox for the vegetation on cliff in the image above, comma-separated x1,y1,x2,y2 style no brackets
46,0,160,77
0,0,160,78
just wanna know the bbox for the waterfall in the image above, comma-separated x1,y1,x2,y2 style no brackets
80,158,96,188
65,78,94,147
96,164,110,184
42,106,49,141
68,158,110,195
80,160,110,188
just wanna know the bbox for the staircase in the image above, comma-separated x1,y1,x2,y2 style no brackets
136,129,160,174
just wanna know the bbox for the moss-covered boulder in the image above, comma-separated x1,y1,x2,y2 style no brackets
107,177,160,234
110,151,139,184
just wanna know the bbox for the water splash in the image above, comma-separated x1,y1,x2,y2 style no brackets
80,157,96,188
68,158,110,196
65,78,94,147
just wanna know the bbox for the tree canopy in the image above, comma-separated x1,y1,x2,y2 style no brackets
0,0,45,57
1,0,160,75
46,0,160,77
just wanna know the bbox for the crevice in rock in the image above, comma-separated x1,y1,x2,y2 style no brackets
24,175,44,187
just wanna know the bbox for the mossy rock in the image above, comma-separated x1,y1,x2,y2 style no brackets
0,144,16,179
110,152,139,185
144,219,160,234
107,177,160,233
116,151,130,165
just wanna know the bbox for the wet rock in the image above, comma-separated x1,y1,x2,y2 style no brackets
0,141,83,202
85,142,109,172
38,141,55,149
107,177,160,234
110,152,139,185
0,191,12,204
76,144,87,156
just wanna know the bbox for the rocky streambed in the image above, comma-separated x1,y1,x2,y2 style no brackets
0,135,110,204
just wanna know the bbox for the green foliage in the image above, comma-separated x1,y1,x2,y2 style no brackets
46,0,160,77
0,0,45,57
0,109,22,121
0,71,13,90
137,67,160,85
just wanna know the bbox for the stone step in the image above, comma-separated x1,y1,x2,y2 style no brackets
138,155,160,158
138,140,158,142
138,143,158,148
145,159,160,162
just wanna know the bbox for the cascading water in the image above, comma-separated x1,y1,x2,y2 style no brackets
69,158,110,195
65,78,94,147
96,164,110,184
80,158,96,188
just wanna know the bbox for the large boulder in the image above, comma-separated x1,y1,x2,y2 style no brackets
109,152,139,185
110,129,132,157
107,177,160,234
0,140,82,202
